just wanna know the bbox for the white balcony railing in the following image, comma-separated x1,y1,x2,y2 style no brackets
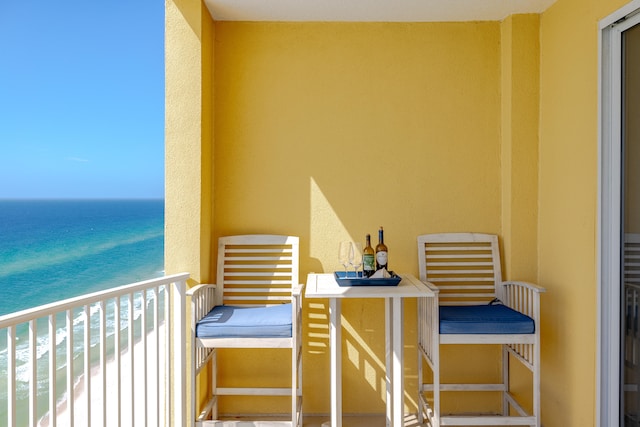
0,273,189,427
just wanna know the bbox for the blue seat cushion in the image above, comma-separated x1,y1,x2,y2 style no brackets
196,303,292,338
439,304,535,334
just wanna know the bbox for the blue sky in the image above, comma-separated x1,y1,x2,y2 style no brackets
0,0,164,199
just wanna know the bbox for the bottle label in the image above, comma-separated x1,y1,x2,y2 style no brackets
376,251,388,266
363,254,375,271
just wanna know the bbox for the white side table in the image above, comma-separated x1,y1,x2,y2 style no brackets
305,273,433,427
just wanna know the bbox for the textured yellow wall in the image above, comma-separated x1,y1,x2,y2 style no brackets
538,0,629,425
165,0,213,284
213,21,503,414
213,21,502,269
500,14,539,283
499,14,540,413
165,0,214,424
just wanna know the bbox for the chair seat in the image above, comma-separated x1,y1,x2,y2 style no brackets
196,303,292,338
439,304,535,334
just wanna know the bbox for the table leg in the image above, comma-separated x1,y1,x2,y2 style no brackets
385,298,392,427
329,298,342,427
392,297,404,427
385,297,405,427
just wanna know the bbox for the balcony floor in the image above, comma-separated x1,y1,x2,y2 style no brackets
212,414,423,426
304,414,422,426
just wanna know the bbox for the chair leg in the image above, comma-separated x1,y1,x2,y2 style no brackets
212,349,218,420
299,344,303,427
292,345,297,427
534,345,541,427
433,350,440,427
418,346,424,424
292,342,302,427
502,344,509,417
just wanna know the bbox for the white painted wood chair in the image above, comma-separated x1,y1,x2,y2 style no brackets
416,233,545,427
187,235,303,426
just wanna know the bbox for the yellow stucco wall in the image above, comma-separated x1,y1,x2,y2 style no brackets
538,0,630,425
165,0,214,284
500,14,539,283
499,14,540,413
212,21,503,415
213,20,503,271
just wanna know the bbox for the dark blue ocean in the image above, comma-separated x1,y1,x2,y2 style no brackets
0,199,164,316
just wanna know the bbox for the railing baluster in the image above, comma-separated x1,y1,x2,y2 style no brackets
29,319,37,427
154,286,160,427
114,296,121,427
8,325,16,427
128,292,135,427
83,304,91,425
49,314,57,427
99,300,107,427
173,278,187,427
66,309,74,427
165,284,171,427
141,289,148,427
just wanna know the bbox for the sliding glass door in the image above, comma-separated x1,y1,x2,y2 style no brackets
600,6,640,426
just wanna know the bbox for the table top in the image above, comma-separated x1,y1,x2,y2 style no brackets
305,272,434,299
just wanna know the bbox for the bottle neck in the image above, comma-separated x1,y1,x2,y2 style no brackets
378,230,384,244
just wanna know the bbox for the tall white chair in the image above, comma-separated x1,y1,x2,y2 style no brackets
187,235,303,426
417,233,545,427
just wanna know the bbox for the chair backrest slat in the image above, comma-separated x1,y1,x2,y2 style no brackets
224,296,292,301
217,235,299,306
417,233,502,305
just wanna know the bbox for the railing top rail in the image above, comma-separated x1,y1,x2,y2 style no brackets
0,272,190,328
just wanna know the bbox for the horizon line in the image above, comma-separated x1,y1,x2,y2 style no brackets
0,197,165,201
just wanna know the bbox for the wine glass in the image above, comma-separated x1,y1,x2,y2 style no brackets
349,242,363,277
338,241,351,276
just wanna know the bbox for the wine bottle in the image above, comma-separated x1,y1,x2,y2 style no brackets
376,226,388,271
363,234,376,277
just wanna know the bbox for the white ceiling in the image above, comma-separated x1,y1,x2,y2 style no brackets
204,0,557,22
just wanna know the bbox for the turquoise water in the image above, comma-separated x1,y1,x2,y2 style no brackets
0,199,165,316
0,199,165,426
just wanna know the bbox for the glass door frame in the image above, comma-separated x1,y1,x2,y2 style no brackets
599,3,640,426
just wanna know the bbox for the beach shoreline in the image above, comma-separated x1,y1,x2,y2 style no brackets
38,323,167,427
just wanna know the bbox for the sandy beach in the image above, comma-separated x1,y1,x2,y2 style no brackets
38,323,167,427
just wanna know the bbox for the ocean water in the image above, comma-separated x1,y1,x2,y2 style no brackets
0,199,165,425
0,199,165,315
